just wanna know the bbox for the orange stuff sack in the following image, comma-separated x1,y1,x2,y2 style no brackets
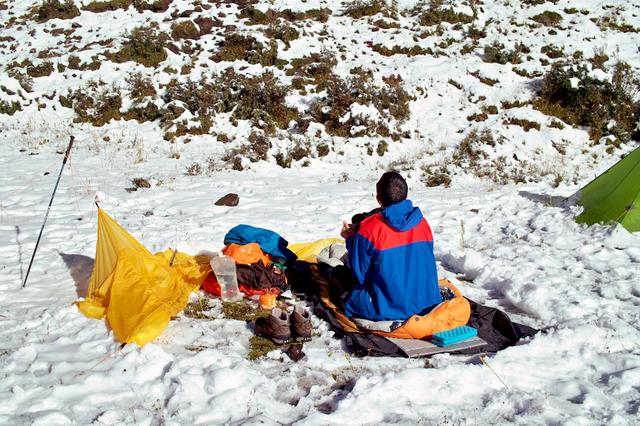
222,243,271,266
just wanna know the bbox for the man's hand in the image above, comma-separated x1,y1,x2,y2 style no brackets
341,221,355,239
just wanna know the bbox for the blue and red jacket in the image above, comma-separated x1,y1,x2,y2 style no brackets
344,199,441,321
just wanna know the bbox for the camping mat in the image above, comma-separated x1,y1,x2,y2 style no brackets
387,336,488,358
293,263,537,357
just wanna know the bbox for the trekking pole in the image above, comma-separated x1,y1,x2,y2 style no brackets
23,136,75,288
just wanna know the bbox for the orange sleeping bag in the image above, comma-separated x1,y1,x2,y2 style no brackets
371,279,471,339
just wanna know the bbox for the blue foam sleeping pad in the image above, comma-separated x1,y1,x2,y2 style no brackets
432,326,478,347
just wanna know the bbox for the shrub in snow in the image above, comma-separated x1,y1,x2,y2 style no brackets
416,3,475,26
534,61,640,145
83,0,171,14
111,26,168,67
483,41,526,65
531,11,562,27
171,20,200,40
310,73,410,138
343,0,390,20
287,52,337,91
36,0,80,22
65,82,123,126
0,101,21,116
214,33,278,67
263,22,300,48
162,70,297,138
421,164,451,187
26,61,54,78
126,73,156,100
240,6,331,25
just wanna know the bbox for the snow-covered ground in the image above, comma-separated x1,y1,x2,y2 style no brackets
1,136,639,425
1,0,640,424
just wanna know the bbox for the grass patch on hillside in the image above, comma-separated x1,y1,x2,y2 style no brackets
504,117,541,132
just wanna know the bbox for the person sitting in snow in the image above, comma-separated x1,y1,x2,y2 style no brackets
339,171,442,321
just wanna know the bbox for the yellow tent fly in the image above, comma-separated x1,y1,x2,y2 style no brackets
76,209,211,346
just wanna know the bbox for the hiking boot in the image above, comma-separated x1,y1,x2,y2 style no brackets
254,308,291,345
290,305,312,342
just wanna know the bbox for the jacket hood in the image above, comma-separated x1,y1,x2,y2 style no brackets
381,199,423,231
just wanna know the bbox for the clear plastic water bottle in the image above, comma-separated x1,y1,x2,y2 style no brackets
210,254,242,301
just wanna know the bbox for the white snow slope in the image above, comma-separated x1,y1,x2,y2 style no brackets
1,0,640,425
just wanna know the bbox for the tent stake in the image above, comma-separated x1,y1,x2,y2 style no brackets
23,136,75,288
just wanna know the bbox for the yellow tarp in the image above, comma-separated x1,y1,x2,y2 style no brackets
76,209,211,346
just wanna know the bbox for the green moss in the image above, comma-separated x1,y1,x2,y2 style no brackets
222,301,269,321
184,296,211,319
247,336,277,360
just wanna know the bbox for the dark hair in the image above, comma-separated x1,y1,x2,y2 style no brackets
376,171,408,207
